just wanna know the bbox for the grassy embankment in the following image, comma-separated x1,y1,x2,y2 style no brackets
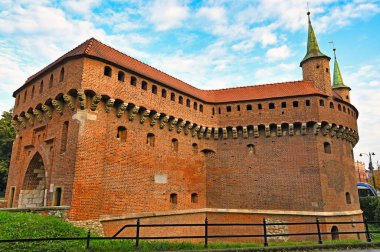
0,211,377,251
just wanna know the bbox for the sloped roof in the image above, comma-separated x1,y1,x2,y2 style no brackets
14,38,325,102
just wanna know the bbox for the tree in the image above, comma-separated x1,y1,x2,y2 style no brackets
0,110,16,197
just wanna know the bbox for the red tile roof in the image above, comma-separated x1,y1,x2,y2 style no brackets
14,38,326,102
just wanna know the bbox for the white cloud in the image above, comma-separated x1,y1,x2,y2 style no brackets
197,6,227,24
265,45,291,62
232,24,278,52
254,63,299,84
147,0,189,31
62,0,101,16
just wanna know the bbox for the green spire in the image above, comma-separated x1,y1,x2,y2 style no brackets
300,12,329,66
332,48,351,90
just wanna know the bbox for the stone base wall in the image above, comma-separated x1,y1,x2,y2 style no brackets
18,189,45,208
67,220,104,236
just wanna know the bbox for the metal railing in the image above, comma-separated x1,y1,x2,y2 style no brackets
1,217,380,249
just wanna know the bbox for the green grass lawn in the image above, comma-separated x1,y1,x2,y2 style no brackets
0,211,377,251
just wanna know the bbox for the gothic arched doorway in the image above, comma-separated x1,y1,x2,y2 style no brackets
18,153,46,208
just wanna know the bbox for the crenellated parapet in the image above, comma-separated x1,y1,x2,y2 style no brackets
12,90,359,146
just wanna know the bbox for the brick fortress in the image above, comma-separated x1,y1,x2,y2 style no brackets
4,13,363,240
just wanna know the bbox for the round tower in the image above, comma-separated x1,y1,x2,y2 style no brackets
332,48,351,103
300,12,332,96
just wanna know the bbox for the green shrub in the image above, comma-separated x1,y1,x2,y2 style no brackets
360,196,380,223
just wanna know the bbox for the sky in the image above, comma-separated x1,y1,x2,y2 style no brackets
0,0,379,167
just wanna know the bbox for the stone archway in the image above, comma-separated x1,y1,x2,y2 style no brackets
18,153,46,208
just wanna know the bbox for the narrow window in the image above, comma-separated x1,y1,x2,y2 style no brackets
31,86,35,99
118,71,125,81
104,66,112,77
49,74,54,88
152,85,157,94
147,133,155,147
191,193,198,203
246,104,252,111
247,144,256,155
316,65,320,69
60,121,69,153
306,100,310,106
338,104,342,111
54,187,63,206
194,102,198,110
330,102,334,109
192,143,198,154
326,68,329,73
324,142,331,154
162,89,167,98
269,103,275,109
348,108,351,114
24,90,27,103
212,108,215,115
59,67,64,82
343,106,346,113
331,226,339,240
142,81,148,90
171,138,178,151
117,126,127,143
237,105,241,111
16,95,20,106
258,104,262,110
186,99,190,107
130,76,137,86
346,95,349,100
199,104,203,112
170,193,177,204
319,99,325,107
218,108,221,114
179,96,183,104
293,101,299,108
7,187,15,208
345,192,351,204
39,81,44,94
171,93,175,101
281,102,286,108
226,106,232,112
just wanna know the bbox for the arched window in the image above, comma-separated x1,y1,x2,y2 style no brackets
186,99,190,107
147,133,155,147
59,67,64,82
192,143,198,154
281,102,286,108
39,81,44,94
194,102,198,110
191,193,198,203
104,66,112,77
269,103,275,109
258,104,262,110
199,104,203,112
117,126,127,143
324,142,331,154
49,74,54,88
343,106,346,113
246,104,252,111
293,101,299,108
170,93,175,101
171,138,178,151
319,99,325,107
345,192,351,204
331,226,339,240
170,193,177,204
237,105,241,111
130,76,137,86
338,104,342,111
179,96,183,104
212,108,215,115
218,108,221,114
142,81,148,90
330,102,334,109
306,100,310,106
226,106,231,112
54,187,63,206
247,144,256,155
162,89,167,98
152,85,157,94
31,86,35,99
118,71,125,81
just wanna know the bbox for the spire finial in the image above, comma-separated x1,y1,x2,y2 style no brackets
329,41,336,58
332,43,350,90
307,2,310,16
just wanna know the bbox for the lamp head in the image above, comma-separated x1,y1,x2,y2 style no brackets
360,153,363,157
372,152,375,156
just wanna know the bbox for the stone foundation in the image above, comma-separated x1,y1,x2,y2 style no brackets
68,220,104,236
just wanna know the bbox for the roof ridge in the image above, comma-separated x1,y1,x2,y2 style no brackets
89,38,203,92
204,80,312,92
84,38,95,54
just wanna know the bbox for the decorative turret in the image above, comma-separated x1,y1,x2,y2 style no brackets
300,12,332,96
332,48,351,103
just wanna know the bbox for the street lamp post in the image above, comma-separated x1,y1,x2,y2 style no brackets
360,152,376,195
